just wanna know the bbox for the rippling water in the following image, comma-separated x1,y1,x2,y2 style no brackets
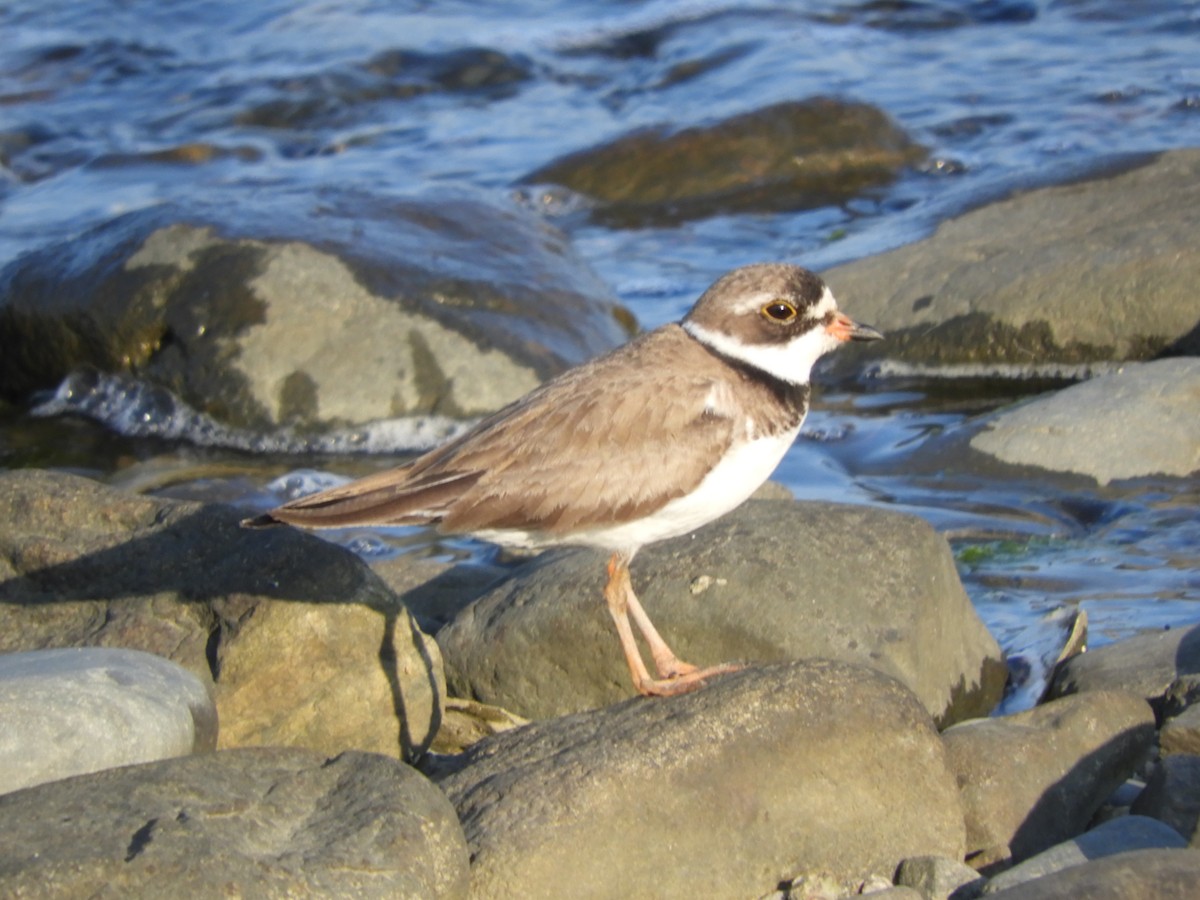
3,0,1198,701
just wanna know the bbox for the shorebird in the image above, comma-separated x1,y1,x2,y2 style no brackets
245,263,881,696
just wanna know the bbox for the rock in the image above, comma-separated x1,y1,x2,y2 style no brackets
522,98,925,227
0,186,629,430
0,647,216,795
983,848,1200,899
1047,625,1200,720
822,149,1200,376
439,499,1005,726
435,660,965,900
371,553,509,633
1162,704,1200,757
0,747,469,898
0,468,443,762
894,855,985,899
968,359,1200,484
941,690,1155,864
981,815,1188,894
1131,755,1200,842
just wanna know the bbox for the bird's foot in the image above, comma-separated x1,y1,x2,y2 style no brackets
634,661,745,697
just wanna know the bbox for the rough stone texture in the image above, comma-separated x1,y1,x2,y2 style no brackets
0,647,216,795
1131,754,1200,843
439,499,1005,727
0,747,469,899
981,815,1188,895
0,468,443,762
822,149,1200,375
894,855,985,899
984,848,1200,900
969,359,1200,484
1047,625,1200,720
1162,704,1200,757
436,660,965,900
941,690,1155,864
0,186,629,429
523,98,925,227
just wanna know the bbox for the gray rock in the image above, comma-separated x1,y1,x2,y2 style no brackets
984,848,1200,900
1047,624,1200,719
436,660,965,900
941,690,1155,863
969,359,1200,484
0,186,629,430
439,499,1005,726
894,855,985,899
1131,755,1200,843
0,647,216,795
822,149,1200,376
0,747,469,898
0,468,443,762
981,815,1187,894
1162,704,1200,757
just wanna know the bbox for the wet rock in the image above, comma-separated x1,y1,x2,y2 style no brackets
894,855,985,899
969,359,1200,484
435,660,965,900
981,815,1187,894
0,647,216,795
0,468,443,762
0,747,469,898
0,185,629,431
941,690,1155,865
1131,755,1200,843
522,98,926,227
983,848,1200,899
823,149,1200,376
439,499,1005,726
1047,624,1200,720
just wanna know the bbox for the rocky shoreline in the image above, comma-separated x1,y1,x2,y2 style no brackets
1,144,1198,897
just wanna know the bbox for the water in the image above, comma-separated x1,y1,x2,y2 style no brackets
3,0,1199,703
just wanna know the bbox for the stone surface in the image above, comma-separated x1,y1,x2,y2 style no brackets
1131,754,1200,842
984,848,1200,900
0,186,629,430
436,660,965,900
0,747,469,898
981,815,1188,894
941,690,1155,864
894,854,985,899
1047,625,1200,720
0,468,444,762
969,359,1200,484
439,499,1005,726
1162,704,1200,757
822,149,1200,375
523,98,925,227
0,647,216,795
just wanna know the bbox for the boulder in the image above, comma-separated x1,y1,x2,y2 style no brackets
439,499,1005,726
0,747,469,898
941,690,1155,865
0,186,629,431
0,647,216,795
969,359,1200,484
435,660,965,900
984,848,1200,900
0,468,443,761
822,149,1200,376
1131,754,1200,843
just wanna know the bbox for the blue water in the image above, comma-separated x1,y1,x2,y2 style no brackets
3,0,1199,699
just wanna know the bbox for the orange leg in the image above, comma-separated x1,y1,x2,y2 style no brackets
603,553,743,697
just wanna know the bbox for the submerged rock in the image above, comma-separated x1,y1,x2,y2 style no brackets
439,499,1005,726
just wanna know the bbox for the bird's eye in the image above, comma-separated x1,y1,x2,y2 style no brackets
762,300,797,322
